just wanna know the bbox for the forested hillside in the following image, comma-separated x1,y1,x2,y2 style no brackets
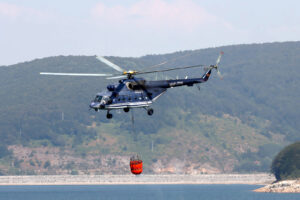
272,141,300,181
0,41,299,175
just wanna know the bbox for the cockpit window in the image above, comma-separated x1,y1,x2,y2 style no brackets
94,95,103,102
103,96,110,102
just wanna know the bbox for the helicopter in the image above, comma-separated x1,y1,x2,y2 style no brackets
40,52,224,119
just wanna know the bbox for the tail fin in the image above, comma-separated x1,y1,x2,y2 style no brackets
201,51,224,81
202,69,212,81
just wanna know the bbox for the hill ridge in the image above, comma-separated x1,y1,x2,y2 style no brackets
0,41,299,175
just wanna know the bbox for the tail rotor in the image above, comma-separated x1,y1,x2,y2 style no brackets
214,51,224,80
203,51,224,79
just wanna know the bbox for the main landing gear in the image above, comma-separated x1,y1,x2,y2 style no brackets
106,108,154,119
147,108,154,116
106,111,113,119
143,107,154,116
124,107,153,115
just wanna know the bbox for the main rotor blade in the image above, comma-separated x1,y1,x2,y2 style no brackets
203,66,212,71
144,61,168,70
106,75,127,80
136,64,205,75
144,51,199,70
96,56,124,73
40,72,112,76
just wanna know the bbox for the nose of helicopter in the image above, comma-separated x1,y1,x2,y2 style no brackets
90,102,106,110
89,102,100,109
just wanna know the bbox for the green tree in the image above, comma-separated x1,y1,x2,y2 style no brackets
271,142,300,181
0,145,11,158
44,161,51,169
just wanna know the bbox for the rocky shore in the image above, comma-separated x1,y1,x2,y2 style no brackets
0,174,274,185
254,179,300,193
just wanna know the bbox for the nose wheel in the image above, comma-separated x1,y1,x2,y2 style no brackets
106,111,113,119
123,107,130,112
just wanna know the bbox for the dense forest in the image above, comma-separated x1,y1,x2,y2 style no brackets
272,142,300,181
0,41,299,174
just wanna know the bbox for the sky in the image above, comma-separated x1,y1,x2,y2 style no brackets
1,0,300,65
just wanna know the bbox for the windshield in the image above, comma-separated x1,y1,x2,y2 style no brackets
94,95,103,102
102,96,111,104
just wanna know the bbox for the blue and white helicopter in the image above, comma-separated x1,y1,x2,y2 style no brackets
40,52,223,119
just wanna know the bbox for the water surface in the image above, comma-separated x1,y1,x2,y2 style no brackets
0,184,299,200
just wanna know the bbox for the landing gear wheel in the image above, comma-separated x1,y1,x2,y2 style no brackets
147,108,154,116
123,107,130,112
106,113,113,119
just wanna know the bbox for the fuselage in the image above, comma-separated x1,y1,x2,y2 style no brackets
89,69,212,111
89,78,163,110
90,90,154,110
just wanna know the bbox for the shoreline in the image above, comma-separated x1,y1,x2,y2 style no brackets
254,179,300,193
0,174,275,186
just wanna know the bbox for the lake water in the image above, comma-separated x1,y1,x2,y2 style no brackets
0,184,299,200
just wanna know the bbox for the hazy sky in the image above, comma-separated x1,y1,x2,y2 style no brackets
1,0,299,65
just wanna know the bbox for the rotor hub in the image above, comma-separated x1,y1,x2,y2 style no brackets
123,70,137,79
